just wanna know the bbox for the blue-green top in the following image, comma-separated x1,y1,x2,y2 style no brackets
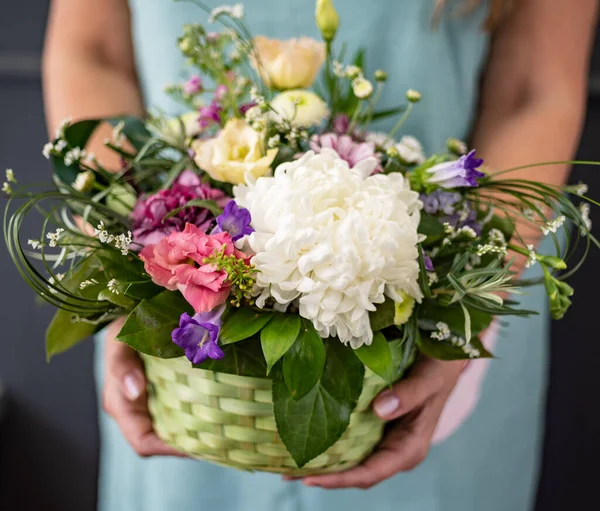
128,0,490,153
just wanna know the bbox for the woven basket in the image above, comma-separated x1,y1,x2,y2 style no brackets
142,354,387,475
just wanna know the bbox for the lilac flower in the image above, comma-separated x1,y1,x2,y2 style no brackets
309,133,382,173
332,114,350,135
421,190,462,215
183,75,203,96
426,150,484,188
239,102,257,116
423,255,435,272
172,306,226,364
198,101,223,129
214,200,254,242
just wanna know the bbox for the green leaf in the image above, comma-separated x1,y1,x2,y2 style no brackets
418,334,494,360
219,307,274,345
196,339,267,377
162,199,223,221
260,313,302,374
283,320,326,400
96,252,162,300
46,309,96,361
117,291,192,357
64,119,102,148
108,116,152,152
418,214,445,245
388,338,417,380
273,341,364,467
418,300,493,339
98,288,137,310
369,298,396,331
355,331,394,385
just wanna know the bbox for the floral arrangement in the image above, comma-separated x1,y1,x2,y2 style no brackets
3,0,598,470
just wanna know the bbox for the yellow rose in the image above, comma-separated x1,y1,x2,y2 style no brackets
192,119,278,185
252,36,325,90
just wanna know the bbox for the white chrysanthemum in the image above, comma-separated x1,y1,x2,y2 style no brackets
234,149,423,348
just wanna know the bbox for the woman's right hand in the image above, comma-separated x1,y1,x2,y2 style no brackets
102,318,185,458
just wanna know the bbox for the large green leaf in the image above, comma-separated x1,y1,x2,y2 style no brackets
96,252,161,300
418,214,445,245
196,338,267,377
46,309,96,361
369,298,396,331
418,335,493,361
107,116,152,152
260,313,301,374
117,290,191,357
273,341,364,467
282,320,326,400
355,331,394,385
219,307,273,345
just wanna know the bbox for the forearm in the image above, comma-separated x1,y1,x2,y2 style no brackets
42,0,143,168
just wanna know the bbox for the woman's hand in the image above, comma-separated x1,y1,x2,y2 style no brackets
300,356,465,489
102,318,185,458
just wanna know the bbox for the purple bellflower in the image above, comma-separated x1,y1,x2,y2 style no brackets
426,150,484,188
213,200,254,242
172,306,226,365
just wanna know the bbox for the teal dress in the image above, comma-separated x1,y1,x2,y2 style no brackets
96,1,550,509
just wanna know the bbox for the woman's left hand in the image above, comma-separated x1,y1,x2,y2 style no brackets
299,356,465,489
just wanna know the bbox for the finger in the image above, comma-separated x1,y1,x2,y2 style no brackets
112,392,185,458
105,325,146,402
303,424,428,489
373,357,463,421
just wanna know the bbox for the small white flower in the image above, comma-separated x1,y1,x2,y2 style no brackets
333,60,344,77
443,222,455,235
488,228,506,247
55,117,72,139
580,202,592,235
456,225,478,239
28,239,41,249
567,181,588,196
112,121,126,147
525,244,537,268
45,228,65,248
352,77,374,99
55,273,65,281
541,215,566,235
344,65,362,79
522,208,536,221
55,139,67,152
1,182,12,194
267,134,281,148
42,142,54,159
447,137,468,155
476,243,507,257
114,232,133,255
431,322,451,341
427,272,439,286
209,3,244,23
5,169,16,183
72,170,95,193
406,89,422,103
107,279,121,295
396,136,425,165
450,335,466,347
463,344,481,359
79,278,99,290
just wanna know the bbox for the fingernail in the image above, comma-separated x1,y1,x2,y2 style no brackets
124,374,142,401
374,391,399,419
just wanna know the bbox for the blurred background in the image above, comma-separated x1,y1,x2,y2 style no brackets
0,3,598,511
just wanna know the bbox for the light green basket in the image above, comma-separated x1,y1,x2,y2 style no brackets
142,354,387,475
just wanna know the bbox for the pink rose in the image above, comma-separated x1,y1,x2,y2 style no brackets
139,223,247,313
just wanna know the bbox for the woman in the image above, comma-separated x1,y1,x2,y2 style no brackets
43,0,597,509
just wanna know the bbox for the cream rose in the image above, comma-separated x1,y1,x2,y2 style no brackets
192,119,277,185
270,90,330,128
252,36,325,90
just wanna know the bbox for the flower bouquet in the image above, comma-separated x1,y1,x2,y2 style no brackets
3,0,598,475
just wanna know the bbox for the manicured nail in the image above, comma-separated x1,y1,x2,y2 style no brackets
124,374,142,401
374,391,399,419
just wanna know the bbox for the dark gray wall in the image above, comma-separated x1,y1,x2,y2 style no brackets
0,3,598,511
0,3,99,511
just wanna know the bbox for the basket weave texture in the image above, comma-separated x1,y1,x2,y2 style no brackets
143,354,387,475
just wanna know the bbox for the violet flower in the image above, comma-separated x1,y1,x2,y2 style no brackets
309,133,382,172
183,75,203,96
423,255,435,272
172,306,226,364
426,150,484,188
239,102,257,116
198,101,222,129
213,200,254,242
131,170,229,246
421,190,462,216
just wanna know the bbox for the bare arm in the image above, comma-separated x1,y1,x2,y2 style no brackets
306,0,598,489
43,0,144,166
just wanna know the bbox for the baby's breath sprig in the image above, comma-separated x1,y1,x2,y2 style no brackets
204,245,257,307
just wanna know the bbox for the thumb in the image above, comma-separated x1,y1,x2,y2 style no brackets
105,319,146,402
